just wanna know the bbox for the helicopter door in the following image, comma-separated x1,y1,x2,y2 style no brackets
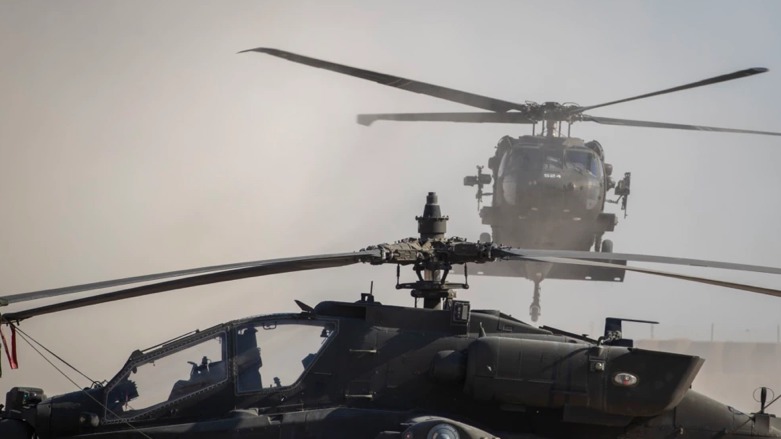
234,319,336,393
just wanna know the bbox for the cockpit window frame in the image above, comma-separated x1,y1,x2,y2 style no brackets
101,326,229,424
232,316,339,396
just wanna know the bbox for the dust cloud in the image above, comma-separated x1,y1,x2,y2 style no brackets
1,0,781,414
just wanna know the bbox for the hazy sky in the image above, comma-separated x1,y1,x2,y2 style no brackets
2,0,781,410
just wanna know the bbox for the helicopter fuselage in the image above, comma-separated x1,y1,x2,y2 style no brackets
2,298,778,439
476,135,619,251
466,135,630,321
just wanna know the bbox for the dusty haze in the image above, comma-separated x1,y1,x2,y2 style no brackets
1,0,781,413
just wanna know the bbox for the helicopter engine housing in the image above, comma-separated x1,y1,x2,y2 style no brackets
463,337,703,417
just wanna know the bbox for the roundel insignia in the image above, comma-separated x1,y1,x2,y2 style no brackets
613,372,639,387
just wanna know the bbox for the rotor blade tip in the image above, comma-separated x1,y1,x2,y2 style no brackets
356,115,374,126
239,47,275,55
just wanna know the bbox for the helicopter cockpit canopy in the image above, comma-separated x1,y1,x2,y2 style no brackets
565,148,603,178
105,330,228,420
492,136,607,214
498,146,564,176
102,316,337,422
497,137,604,200
496,136,601,179
234,318,336,394
498,142,602,180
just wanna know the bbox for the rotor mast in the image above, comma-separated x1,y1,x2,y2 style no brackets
417,192,448,241
414,192,453,309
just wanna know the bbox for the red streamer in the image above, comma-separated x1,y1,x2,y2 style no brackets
0,325,18,369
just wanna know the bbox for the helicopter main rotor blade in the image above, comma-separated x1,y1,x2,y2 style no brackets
242,48,527,113
579,115,781,136
357,112,536,126
521,255,781,298
573,67,768,114
0,258,322,306
1,251,380,322
496,247,781,275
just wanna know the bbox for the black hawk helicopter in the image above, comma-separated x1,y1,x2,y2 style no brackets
244,48,781,321
3,193,781,439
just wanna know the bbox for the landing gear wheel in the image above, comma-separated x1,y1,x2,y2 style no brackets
601,239,613,253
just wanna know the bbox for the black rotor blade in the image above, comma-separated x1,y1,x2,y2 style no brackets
496,248,781,275
0,257,324,306
580,115,781,136
242,48,526,113
524,255,781,298
357,112,536,126
1,251,379,322
573,67,768,114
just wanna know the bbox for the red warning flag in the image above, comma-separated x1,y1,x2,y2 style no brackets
0,324,18,369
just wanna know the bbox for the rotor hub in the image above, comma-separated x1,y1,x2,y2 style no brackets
416,192,448,240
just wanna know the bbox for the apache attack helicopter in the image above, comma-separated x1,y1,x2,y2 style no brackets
244,48,781,321
3,193,781,439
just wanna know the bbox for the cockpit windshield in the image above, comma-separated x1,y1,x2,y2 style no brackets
565,149,602,177
106,332,227,420
103,318,336,420
499,148,563,176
